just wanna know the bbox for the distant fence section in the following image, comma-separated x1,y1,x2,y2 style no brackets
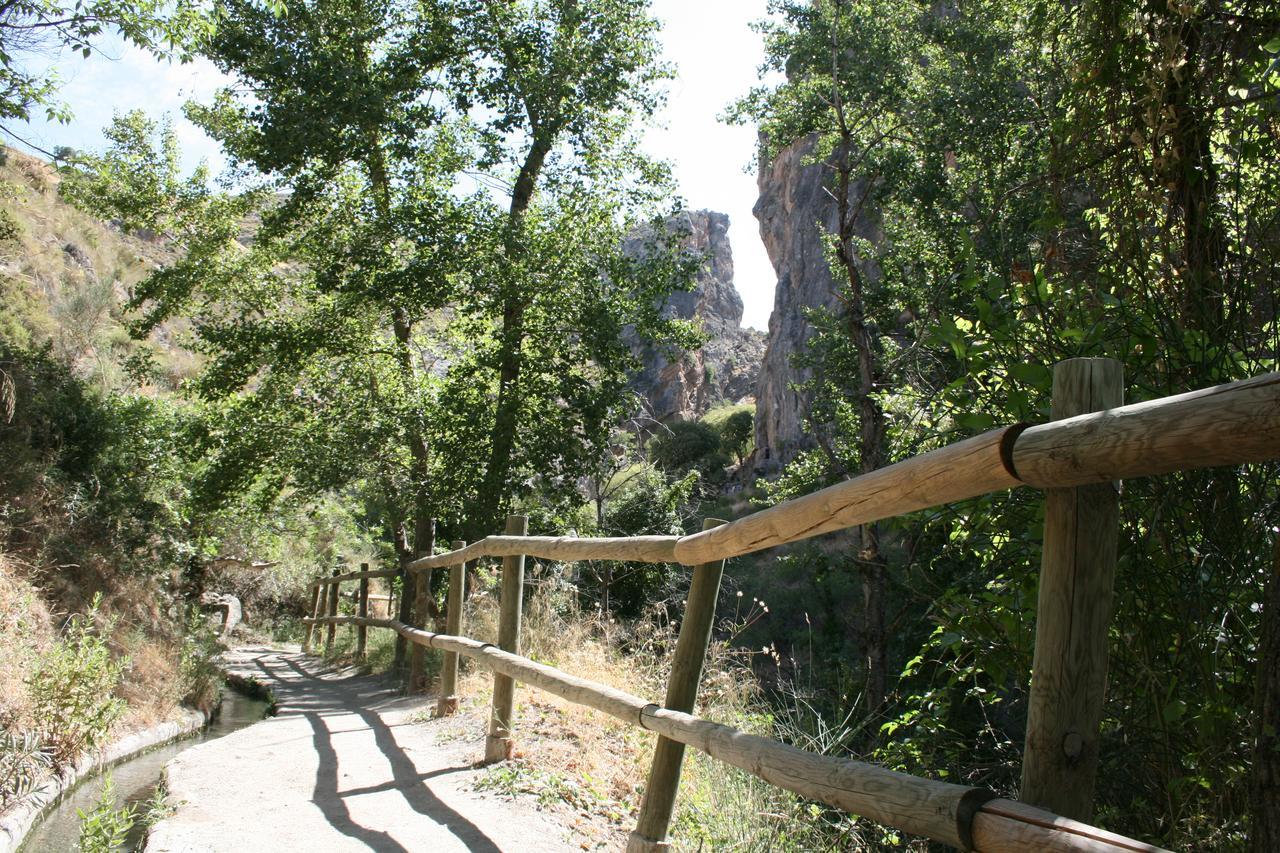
301,362,1280,852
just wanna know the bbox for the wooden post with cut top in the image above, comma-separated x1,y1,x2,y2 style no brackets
356,562,370,661
324,566,340,654
303,582,322,653
1020,357,1123,820
437,540,467,717
485,515,528,762
628,518,729,853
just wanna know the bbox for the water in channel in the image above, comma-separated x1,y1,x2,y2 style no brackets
20,688,270,852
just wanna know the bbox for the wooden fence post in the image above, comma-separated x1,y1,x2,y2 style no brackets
303,582,322,653
628,518,729,853
356,563,370,661
408,520,438,692
325,566,340,654
486,515,528,763
1020,357,1123,820
437,540,467,717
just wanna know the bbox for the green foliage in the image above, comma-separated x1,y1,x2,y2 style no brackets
715,408,753,466
649,420,721,472
75,773,133,853
578,466,697,618
0,0,213,126
27,594,126,769
735,0,1280,845
0,729,51,810
0,340,196,574
178,610,223,713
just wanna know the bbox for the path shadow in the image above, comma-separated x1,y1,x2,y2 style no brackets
232,649,503,852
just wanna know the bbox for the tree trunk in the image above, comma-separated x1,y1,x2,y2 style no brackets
1252,536,1280,851
832,129,889,713
469,132,553,540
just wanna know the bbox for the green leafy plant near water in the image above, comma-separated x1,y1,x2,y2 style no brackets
178,611,224,713
76,774,133,853
27,594,126,770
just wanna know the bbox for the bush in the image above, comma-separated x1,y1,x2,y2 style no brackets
76,773,134,853
579,468,698,618
178,610,223,713
717,409,754,466
27,595,126,769
649,420,722,472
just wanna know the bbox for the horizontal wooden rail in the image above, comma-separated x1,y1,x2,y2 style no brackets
309,568,399,588
1009,371,1280,487
302,614,1164,853
402,371,1280,571
672,426,1022,564
408,535,679,571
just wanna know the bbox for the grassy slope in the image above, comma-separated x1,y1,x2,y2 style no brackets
0,147,195,391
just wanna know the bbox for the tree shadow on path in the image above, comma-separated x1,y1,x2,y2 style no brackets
241,650,503,853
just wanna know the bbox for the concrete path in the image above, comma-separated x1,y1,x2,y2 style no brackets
146,646,581,852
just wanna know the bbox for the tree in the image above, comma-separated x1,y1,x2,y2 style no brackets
649,420,720,473
0,0,211,129
718,408,753,467
738,0,1280,843
452,0,692,540
65,1,697,631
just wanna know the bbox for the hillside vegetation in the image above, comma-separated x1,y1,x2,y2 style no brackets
1,0,1279,851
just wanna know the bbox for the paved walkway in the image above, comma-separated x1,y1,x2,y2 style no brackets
146,646,580,852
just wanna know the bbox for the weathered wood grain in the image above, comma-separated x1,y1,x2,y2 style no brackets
407,534,680,570
671,426,1023,564
355,563,369,661
302,584,322,653
972,799,1168,852
309,568,398,588
630,519,728,852
436,540,466,717
1011,371,1280,488
307,613,1159,852
1021,359,1122,820
486,515,528,763
324,568,339,652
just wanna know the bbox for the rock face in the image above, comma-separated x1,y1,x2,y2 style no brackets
752,135,880,467
625,210,765,422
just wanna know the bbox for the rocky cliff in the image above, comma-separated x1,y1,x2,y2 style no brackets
625,210,765,423
752,135,880,468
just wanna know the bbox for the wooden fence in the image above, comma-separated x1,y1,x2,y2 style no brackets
301,361,1280,851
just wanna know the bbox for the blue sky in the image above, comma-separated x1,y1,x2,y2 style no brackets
8,0,778,330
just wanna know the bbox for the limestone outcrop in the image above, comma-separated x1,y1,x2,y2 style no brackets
625,210,765,423
752,135,880,468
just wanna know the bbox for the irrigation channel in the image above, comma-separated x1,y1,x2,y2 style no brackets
20,689,271,852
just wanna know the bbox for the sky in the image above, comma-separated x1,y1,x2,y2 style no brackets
8,0,778,330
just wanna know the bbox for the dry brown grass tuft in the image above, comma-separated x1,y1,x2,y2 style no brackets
0,554,55,730
444,583,766,847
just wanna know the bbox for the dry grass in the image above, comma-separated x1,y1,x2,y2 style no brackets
0,551,198,738
439,580,773,849
0,554,55,730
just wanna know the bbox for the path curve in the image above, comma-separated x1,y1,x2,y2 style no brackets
146,646,580,852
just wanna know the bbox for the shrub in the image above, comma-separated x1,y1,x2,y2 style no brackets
27,595,127,769
178,610,223,713
76,773,134,853
649,421,721,472
717,409,754,466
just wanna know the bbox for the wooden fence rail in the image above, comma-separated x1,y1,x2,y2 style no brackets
301,612,1164,853
297,367,1280,851
405,370,1280,572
